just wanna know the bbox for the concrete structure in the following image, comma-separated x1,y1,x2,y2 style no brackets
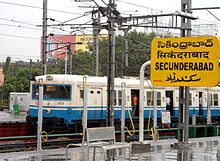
9,92,30,112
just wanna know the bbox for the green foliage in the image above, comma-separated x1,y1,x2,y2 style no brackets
3,57,11,74
72,50,94,75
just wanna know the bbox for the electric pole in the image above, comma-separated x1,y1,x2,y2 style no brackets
107,0,116,127
92,12,100,76
67,45,73,74
42,0,48,75
120,28,129,77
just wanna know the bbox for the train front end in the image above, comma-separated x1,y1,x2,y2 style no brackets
26,75,79,132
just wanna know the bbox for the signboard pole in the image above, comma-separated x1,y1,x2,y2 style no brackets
178,0,191,144
178,0,191,161
207,88,211,124
153,90,157,142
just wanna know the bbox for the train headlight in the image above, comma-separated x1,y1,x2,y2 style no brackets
46,76,53,80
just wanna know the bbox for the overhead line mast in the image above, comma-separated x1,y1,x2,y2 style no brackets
42,0,47,75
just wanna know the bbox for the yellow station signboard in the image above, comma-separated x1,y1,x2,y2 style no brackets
151,36,220,87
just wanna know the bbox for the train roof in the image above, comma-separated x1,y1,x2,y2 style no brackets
34,74,220,90
34,74,152,88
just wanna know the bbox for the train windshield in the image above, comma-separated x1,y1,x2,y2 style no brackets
33,84,71,100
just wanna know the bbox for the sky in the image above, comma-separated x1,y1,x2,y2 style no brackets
0,0,220,62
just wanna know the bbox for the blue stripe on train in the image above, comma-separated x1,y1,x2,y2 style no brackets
29,105,220,125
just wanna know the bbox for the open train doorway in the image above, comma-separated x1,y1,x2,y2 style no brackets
165,91,174,116
131,89,139,117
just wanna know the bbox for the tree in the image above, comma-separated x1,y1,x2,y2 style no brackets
3,57,11,74
72,50,95,75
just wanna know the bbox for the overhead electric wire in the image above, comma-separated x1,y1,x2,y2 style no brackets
0,23,71,34
0,17,37,26
191,30,216,36
117,0,166,13
62,12,92,24
0,33,39,40
0,1,82,15
206,9,220,22
0,23,42,31
0,17,70,33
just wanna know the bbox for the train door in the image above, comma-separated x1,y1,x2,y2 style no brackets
131,89,139,117
165,91,173,116
88,88,103,118
89,88,102,106
79,88,103,107
199,92,203,115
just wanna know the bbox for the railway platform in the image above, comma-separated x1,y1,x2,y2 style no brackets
0,110,26,123
1,136,220,160
0,110,33,137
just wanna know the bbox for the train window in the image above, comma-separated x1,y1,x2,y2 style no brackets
33,84,71,100
157,92,161,106
90,91,94,94
118,90,122,106
97,91,100,94
189,93,192,106
80,90,84,98
114,90,117,105
33,85,39,98
147,91,152,106
214,94,218,106
147,91,161,106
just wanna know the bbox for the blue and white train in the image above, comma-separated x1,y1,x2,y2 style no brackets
26,74,220,133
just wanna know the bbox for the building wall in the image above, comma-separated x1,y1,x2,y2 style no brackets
0,66,4,86
42,34,108,59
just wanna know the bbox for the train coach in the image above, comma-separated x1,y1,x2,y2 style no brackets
26,74,220,133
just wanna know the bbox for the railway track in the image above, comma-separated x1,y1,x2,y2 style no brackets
0,129,176,153
0,138,82,152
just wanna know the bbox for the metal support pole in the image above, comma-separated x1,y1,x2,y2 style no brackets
110,9,115,127
107,0,116,127
65,47,67,74
207,88,211,124
153,90,157,141
178,87,190,140
81,76,88,161
124,30,128,67
93,14,100,76
178,0,191,148
37,79,43,151
42,0,47,75
184,87,189,142
121,83,126,142
121,29,129,77
121,83,126,156
139,61,151,142
69,45,72,75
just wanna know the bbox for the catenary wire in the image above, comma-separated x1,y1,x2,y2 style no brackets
0,1,82,15
0,33,40,40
